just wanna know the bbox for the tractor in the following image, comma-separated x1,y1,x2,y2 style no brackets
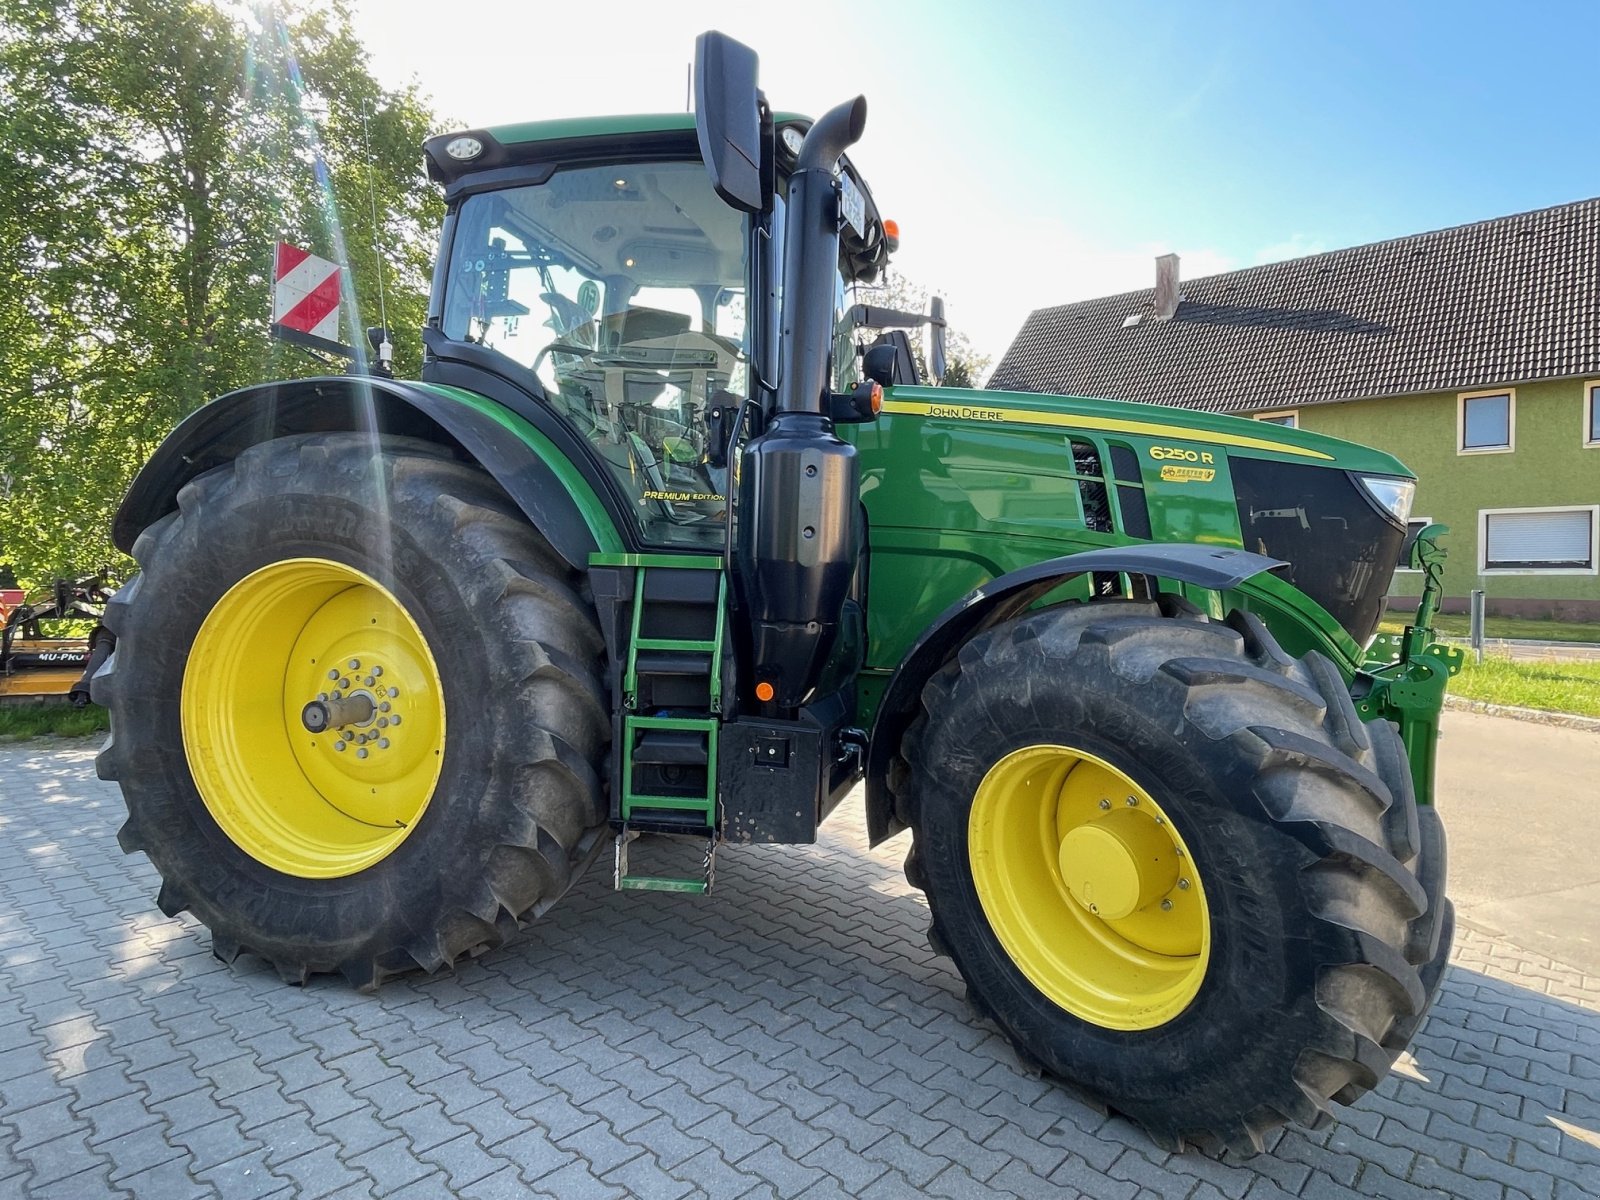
94,32,1461,1152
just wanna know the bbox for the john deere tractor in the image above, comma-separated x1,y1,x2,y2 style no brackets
95,32,1461,1151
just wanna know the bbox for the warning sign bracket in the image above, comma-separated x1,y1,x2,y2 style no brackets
270,322,354,360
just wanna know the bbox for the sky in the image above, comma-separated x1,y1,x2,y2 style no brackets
347,0,1600,371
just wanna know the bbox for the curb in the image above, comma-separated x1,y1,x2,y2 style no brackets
1444,694,1600,734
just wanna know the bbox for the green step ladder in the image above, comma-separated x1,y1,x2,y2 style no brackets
593,554,727,894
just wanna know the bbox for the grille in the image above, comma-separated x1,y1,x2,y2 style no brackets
1231,458,1406,644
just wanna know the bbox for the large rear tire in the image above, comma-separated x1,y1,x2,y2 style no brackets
95,433,609,989
896,596,1450,1153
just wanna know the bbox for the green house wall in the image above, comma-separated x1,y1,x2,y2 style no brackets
1274,377,1599,615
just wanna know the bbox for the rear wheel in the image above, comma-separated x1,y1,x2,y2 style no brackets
897,597,1450,1152
96,433,609,988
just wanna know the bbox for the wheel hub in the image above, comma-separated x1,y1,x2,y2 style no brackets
1057,807,1180,920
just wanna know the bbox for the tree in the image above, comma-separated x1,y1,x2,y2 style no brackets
0,0,442,587
848,269,989,388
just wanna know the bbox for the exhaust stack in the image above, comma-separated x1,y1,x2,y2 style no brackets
734,97,867,708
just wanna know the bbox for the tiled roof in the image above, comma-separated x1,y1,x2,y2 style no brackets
989,196,1600,413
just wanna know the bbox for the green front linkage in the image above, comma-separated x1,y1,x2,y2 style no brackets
1354,523,1464,805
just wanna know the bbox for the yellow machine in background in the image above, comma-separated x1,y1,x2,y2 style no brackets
0,573,115,704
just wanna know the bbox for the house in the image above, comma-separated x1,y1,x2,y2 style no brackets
990,198,1600,620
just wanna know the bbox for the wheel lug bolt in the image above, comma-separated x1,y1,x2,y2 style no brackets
349,658,361,670
380,701,390,713
1098,799,1111,811
364,675,375,687
339,678,351,690
327,669,340,680
387,687,398,698
1125,796,1138,806
389,715,401,726
378,738,390,749
371,665,383,678
1178,878,1191,890
377,717,388,728
1161,899,1173,911
357,747,368,759
334,741,346,752
318,692,328,702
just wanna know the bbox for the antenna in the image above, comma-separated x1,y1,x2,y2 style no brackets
686,62,692,112
360,101,393,371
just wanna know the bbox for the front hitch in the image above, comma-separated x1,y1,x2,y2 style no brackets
1354,523,1464,804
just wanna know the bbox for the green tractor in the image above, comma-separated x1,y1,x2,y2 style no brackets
96,32,1461,1152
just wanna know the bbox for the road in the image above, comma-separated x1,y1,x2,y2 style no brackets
1438,710,1600,975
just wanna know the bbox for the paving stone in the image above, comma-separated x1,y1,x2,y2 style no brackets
4,746,1600,1200
347,1136,439,1194
274,1142,373,1200
497,1124,577,1183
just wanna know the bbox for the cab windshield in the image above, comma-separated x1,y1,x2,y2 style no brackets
442,160,748,546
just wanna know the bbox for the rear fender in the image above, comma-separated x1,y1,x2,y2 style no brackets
113,377,623,570
864,544,1285,846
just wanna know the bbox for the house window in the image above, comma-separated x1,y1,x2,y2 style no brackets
1585,382,1600,447
1478,506,1598,574
1254,410,1298,427
1458,390,1513,453
1394,517,1432,572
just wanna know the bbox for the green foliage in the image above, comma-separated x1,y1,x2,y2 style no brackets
0,702,109,740
0,0,443,587
1379,613,1600,644
1449,653,1600,718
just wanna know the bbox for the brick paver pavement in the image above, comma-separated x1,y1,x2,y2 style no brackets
1,740,1597,1199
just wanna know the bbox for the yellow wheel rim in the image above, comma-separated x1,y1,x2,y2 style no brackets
969,744,1210,1030
181,558,445,879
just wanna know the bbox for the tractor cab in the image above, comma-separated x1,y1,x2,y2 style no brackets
422,111,897,550
434,156,747,542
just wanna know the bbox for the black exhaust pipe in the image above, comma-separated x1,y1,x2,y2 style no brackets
735,97,867,708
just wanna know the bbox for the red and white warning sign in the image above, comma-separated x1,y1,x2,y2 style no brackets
272,243,342,343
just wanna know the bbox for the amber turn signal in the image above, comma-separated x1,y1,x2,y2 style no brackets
755,681,775,702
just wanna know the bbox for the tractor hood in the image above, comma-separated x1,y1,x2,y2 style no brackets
927,385,1413,479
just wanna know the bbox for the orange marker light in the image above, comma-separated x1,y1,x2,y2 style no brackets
755,681,775,702
882,219,899,239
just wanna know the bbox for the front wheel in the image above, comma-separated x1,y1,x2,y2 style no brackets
95,433,610,988
896,597,1450,1153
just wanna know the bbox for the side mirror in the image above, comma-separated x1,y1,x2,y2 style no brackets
693,31,767,213
927,295,948,385
863,333,918,387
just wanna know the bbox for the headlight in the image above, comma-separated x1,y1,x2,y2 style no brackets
444,135,484,161
1357,475,1415,526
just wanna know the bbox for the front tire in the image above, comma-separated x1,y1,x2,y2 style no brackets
897,597,1449,1153
95,433,609,988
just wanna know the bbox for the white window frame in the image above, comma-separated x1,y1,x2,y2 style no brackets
1585,381,1600,448
1457,389,1515,455
1253,409,1298,428
1477,505,1599,576
1393,516,1433,573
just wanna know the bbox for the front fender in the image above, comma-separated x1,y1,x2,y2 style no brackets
114,376,623,570
862,544,1285,846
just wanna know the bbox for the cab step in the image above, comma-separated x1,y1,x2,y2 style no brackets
613,827,717,894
